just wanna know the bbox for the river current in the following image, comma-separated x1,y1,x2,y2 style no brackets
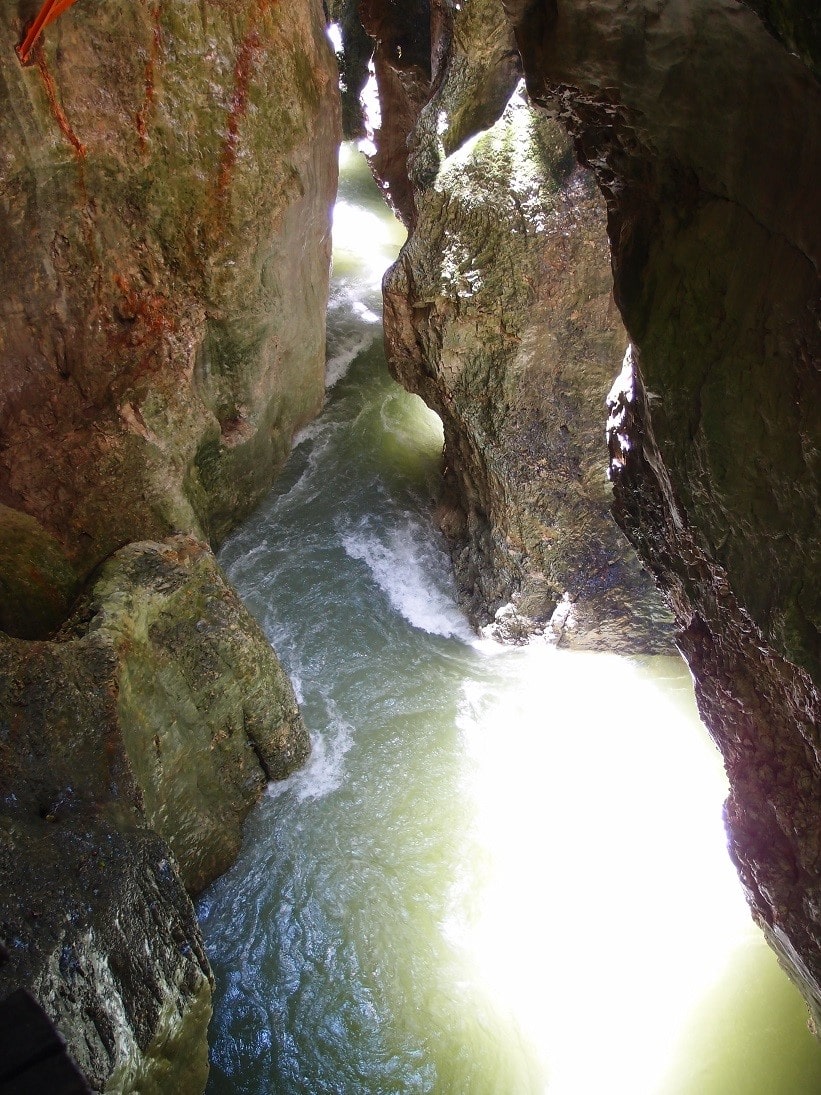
198,146,821,1094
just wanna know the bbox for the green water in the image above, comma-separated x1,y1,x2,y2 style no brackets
198,146,821,1094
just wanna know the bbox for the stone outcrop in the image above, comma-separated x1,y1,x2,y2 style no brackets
59,536,310,894
1,814,212,1094
497,0,821,1027
0,536,308,1090
360,0,673,648
1,1,335,1086
385,89,674,649
327,0,373,138
0,0,339,639
357,0,434,224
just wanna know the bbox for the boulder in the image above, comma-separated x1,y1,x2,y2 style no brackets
0,536,309,1088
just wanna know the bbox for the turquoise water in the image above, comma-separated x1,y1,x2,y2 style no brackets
198,146,821,1094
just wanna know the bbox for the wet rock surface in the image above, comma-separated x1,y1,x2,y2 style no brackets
0,813,212,1095
0,628,211,1093
357,0,434,225
373,1,673,650
327,0,374,138
60,536,310,894
0,0,339,638
1,3,331,1084
0,536,308,1088
499,0,821,1024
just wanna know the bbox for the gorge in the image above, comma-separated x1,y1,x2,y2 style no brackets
199,144,821,1093
0,0,819,1091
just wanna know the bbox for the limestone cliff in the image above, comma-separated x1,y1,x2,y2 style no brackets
0,1,337,1086
0,0,339,638
385,91,674,649
356,0,674,648
498,0,821,1027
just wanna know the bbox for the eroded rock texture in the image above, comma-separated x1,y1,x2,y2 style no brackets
385,90,674,648
0,0,339,638
60,536,309,894
0,814,212,1095
498,0,821,1025
366,0,673,648
0,536,308,1089
357,0,433,224
327,0,373,138
1,3,334,1082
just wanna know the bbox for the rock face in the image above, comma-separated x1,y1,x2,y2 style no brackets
498,0,821,1026
1,2,334,1083
327,0,374,139
1,812,212,1095
363,0,673,648
0,0,339,639
357,0,434,225
0,536,308,1089
385,90,674,649
60,536,310,894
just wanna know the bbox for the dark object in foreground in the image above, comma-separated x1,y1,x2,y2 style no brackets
0,988,90,1094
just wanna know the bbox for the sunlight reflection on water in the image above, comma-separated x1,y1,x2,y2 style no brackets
200,145,821,1095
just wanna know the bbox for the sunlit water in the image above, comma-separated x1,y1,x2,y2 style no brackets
198,147,821,1094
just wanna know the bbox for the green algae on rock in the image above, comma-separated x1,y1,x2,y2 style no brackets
60,536,310,895
0,536,309,1088
0,630,212,1093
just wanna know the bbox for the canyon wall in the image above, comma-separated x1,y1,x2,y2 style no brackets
499,0,820,1024
0,0,338,637
351,0,674,648
350,0,821,1029
0,0,338,1087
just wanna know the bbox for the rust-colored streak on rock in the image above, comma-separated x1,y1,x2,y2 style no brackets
34,41,86,161
215,1,274,203
136,3,164,152
110,273,177,381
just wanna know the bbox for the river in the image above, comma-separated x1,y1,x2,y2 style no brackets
198,145,821,1094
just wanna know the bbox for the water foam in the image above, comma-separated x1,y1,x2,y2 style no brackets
268,700,354,804
332,200,399,286
325,328,377,389
340,518,473,640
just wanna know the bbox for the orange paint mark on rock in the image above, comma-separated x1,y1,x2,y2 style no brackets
111,273,177,379
216,31,262,200
17,0,81,65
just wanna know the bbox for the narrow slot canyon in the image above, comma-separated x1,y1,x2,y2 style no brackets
0,1,818,1093
199,144,820,1093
